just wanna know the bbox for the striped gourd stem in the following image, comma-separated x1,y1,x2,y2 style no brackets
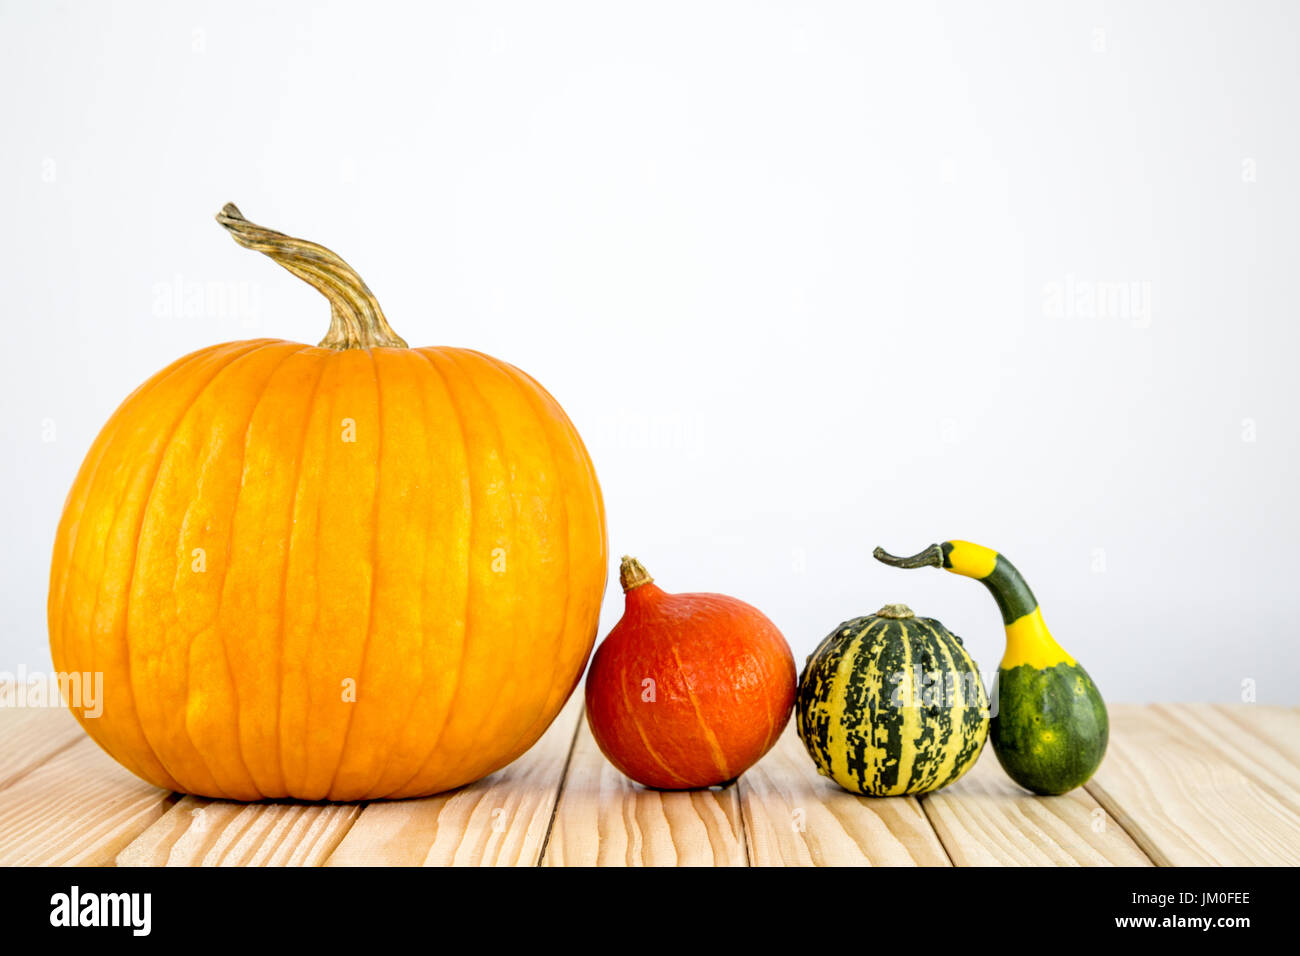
873,541,1073,669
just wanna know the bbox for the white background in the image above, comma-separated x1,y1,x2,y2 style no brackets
3,1,1297,703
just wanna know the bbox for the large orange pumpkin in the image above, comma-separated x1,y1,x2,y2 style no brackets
47,205,607,801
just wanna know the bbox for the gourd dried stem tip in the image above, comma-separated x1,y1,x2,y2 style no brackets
215,202,408,351
873,544,944,570
619,556,654,592
876,603,915,619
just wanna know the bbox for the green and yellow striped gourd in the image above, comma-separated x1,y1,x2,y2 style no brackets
795,603,989,796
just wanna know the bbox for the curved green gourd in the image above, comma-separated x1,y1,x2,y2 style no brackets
873,541,1108,795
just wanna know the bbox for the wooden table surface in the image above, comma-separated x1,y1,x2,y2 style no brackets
1,702,1297,866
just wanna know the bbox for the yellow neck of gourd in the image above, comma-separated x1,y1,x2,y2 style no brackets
1002,608,1074,669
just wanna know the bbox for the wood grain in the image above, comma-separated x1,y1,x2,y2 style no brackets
6,702,1300,867
326,695,583,866
921,744,1153,866
117,797,360,866
541,716,747,867
1207,704,1300,799
739,724,951,866
1087,704,1300,866
0,735,172,865
0,704,88,792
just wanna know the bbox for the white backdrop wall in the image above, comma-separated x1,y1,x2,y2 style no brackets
2,1,1297,703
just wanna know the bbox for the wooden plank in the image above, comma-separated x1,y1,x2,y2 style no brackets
0,704,88,792
920,745,1153,866
1087,704,1300,866
117,796,361,866
739,724,950,866
0,736,173,865
1210,704,1300,781
541,715,747,867
1155,704,1300,809
326,695,583,866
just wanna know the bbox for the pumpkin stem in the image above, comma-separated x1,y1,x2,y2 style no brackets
618,556,654,592
216,203,408,350
873,544,944,570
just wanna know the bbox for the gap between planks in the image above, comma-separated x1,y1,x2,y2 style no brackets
542,714,749,866
920,742,1153,866
0,705,177,866
737,724,950,866
0,704,91,794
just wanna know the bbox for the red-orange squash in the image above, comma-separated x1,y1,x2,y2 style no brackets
584,557,795,789
47,205,607,801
